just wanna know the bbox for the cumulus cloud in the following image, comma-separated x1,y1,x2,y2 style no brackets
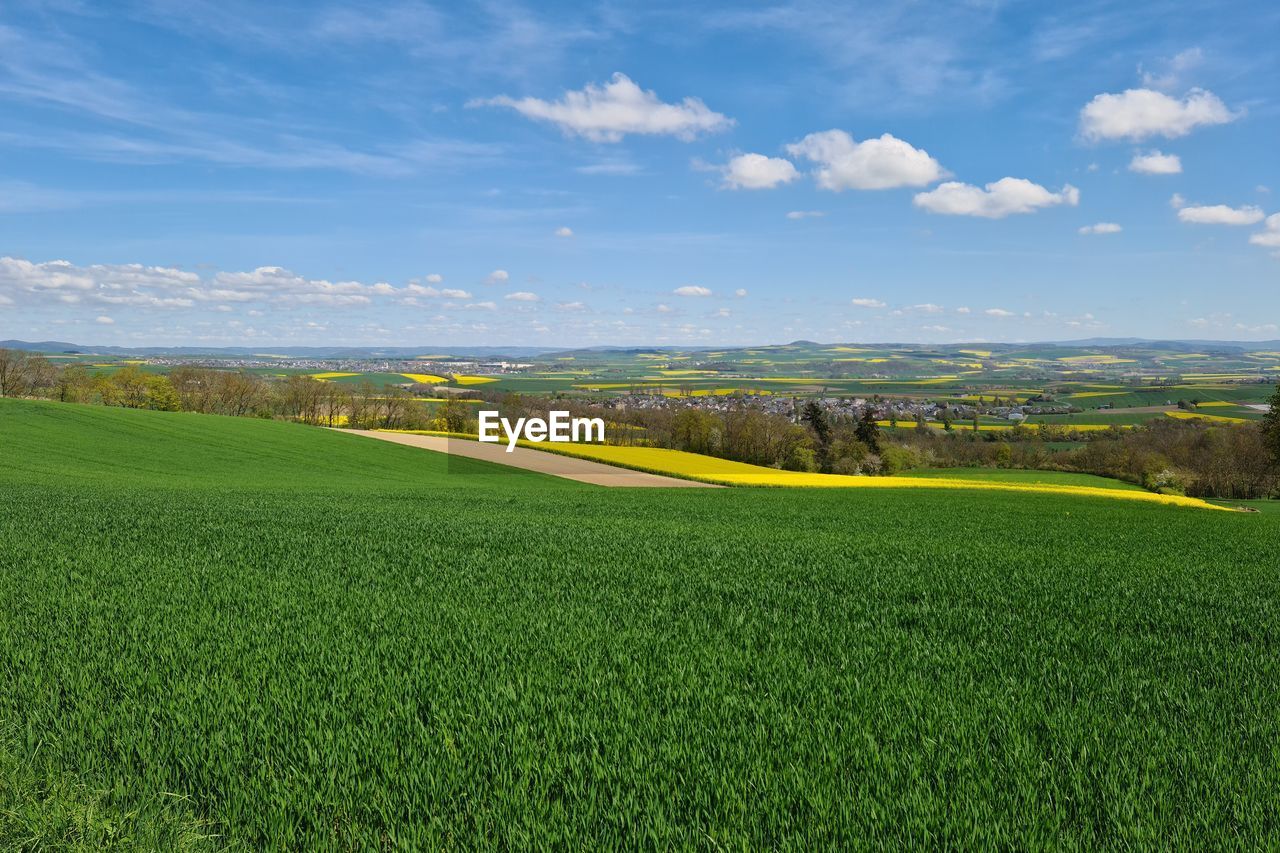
656,303,673,313
786,130,946,190
713,307,730,317
785,210,826,219
1079,88,1237,141
505,291,540,302
425,273,443,283
720,153,799,190
1176,202,1266,225
673,285,712,297
557,301,587,311
1249,213,1280,247
734,288,747,297
1079,222,1123,234
486,269,509,284
913,178,1079,218
474,73,733,142
911,303,944,313
95,315,114,325
554,226,574,237
463,301,496,311
985,308,1015,317
851,297,886,308
1129,150,1182,174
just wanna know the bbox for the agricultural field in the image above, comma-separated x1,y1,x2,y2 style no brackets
31,342,1277,425
4,398,1280,846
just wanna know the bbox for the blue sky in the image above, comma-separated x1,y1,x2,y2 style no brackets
1,0,1277,347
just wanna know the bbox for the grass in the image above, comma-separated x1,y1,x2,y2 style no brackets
901,467,1142,491
3,398,1280,847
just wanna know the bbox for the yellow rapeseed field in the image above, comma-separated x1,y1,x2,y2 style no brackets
1166,411,1250,424
520,442,1226,510
310,372,359,380
453,375,499,385
401,373,447,384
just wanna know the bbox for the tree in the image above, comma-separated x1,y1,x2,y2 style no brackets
800,400,832,470
1264,383,1280,467
854,408,881,454
0,348,30,397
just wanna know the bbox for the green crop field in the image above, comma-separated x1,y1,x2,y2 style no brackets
3,398,1280,848
900,467,1142,490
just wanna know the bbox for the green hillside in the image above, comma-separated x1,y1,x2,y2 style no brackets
2,399,1279,848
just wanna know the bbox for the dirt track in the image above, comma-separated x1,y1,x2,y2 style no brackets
335,429,719,488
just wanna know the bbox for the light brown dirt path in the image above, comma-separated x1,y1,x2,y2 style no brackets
333,429,720,488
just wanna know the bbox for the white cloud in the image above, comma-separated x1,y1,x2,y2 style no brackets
656,303,673,313
674,285,712,297
1250,214,1280,248
734,288,747,297
1140,48,1204,91
441,288,471,299
1176,203,1265,225
425,273,443,283
955,306,971,314
505,291,540,302
557,301,587,311
486,269,509,284
785,210,826,219
911,303,944,313
713,307,730,317
1129,150,1182,175
985,308,1015,317
464,301,496,311
720,153,799,190
851,297,886,308
1079,88,1237,141
786,130,946,190
914,178,1079,218
554,226,574,237
474,73,733,142
1079,222,1123,235
95,315,114,325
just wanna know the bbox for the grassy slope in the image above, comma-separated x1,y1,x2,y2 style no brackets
3,399,1280,847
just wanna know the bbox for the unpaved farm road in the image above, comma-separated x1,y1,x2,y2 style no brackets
334,429,719,488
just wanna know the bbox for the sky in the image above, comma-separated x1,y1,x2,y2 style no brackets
1,0,1278,348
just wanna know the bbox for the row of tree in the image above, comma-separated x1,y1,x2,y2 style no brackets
5,347,1279,498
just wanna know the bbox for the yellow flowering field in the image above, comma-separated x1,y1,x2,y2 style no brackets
1166,411,1250,424
401,373,447,384
520,441,1226,510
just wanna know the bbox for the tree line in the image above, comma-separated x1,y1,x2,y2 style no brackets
4,347,1279,499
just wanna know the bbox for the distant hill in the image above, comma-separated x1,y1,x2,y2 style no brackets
3,337,1280,358
0,341,561,358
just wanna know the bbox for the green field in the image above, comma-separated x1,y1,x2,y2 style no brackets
901,467,1142,490
3,399,1280,847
